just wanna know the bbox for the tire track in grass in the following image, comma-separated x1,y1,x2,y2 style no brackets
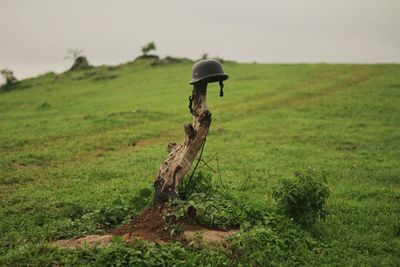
52,66,384,167
223,66,384,122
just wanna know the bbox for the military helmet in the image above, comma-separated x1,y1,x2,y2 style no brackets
189,59,228,84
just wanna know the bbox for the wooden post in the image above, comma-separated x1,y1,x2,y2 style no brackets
153,82,211,205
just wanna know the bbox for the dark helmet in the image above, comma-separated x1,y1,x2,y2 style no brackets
189,59,228,84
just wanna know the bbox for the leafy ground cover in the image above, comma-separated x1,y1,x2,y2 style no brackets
0,59,399,266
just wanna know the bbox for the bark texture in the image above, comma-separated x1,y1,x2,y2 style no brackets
153,83,211,205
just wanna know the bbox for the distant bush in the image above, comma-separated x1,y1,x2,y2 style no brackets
69,56,90,71
141,42,156,56
0,68,18,88
273,168,330,226
64,48,84,61
64,48,91,71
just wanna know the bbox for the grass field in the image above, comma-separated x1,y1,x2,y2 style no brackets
0,59,399,266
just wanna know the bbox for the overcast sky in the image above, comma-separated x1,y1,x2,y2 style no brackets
1,0,399,80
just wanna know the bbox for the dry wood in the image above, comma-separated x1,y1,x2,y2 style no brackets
153,82,211,205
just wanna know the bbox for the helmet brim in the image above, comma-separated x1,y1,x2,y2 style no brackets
189,73,229,84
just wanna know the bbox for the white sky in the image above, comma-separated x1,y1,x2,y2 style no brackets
1,0,399,80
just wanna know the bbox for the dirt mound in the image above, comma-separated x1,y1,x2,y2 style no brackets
113,207,172,242
52,207,238,249
53,207,171,248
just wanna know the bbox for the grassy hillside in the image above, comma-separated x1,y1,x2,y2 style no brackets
1,59,399,265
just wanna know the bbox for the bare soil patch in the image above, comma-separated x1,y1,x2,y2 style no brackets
52,207,238,249
183,223,238,245
52,234,113,248
114,207,172,242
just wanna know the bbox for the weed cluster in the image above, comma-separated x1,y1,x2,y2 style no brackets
173,169,330,230
46,188,153,240
273,168,330,226
1,239,227,266
161,169,327,265
0,168,334,265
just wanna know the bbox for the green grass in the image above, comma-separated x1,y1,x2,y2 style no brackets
0,59,399,266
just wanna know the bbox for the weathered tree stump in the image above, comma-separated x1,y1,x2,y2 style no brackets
153,82,211,205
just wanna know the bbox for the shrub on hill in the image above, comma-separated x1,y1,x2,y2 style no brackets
64,48,91,71
0,68,18,89
141,41,156,56
69,56,91,71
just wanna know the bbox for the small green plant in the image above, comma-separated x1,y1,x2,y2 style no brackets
170,172,245,230
273,168,330,226
141,42,156,56
162,204,185,237
178,171,213,200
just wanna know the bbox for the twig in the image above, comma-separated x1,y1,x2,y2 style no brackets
186,136,207,187
240,175,252,191
203,152,218,165
197,152,218,171
200,159,216,173
216,155,225,189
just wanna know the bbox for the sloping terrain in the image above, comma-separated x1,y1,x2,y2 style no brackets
0,59,399,265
